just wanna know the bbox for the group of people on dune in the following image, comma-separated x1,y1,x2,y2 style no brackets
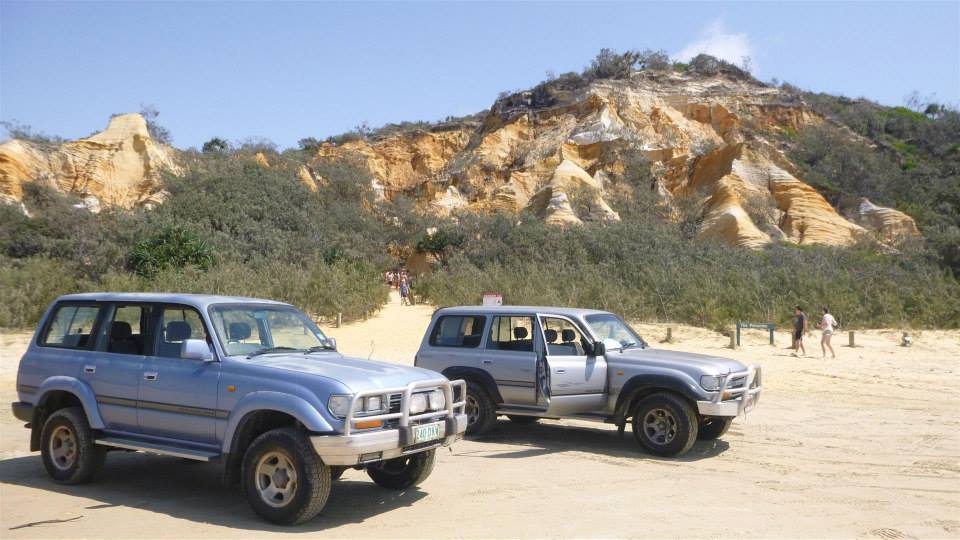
792,306,839,358
385,269,414,306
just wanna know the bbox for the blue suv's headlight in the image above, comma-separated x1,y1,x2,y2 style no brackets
328,394,386,418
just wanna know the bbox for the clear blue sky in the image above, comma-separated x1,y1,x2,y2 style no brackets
2,1,958,149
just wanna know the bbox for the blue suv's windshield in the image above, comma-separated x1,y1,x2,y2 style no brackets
210,304,329,357
585,313,647,350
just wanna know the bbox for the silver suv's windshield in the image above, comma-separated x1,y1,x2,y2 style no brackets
210,304,329,357
585,313,647,351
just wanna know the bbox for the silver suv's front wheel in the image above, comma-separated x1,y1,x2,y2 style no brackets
631,393,699,457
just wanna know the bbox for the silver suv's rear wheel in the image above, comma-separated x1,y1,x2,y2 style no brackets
464,381,496,435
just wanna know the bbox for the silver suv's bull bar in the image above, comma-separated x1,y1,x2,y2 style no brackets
696,365,762,417
312,378,468,466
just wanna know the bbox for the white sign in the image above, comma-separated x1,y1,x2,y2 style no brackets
482,293,503,306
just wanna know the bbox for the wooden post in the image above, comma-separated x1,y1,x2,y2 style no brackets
337,312,342,328
729,330,736,349
666,327,673,343
848,331,855,348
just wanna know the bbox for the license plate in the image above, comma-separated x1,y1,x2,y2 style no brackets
413,422,444,444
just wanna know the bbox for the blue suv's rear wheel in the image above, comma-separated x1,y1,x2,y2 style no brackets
40,406,105,484
241,428,331,525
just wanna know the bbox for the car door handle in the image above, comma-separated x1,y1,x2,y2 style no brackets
481,360,492,365
143,372,158,381
83,365,96,374
555,369,566,374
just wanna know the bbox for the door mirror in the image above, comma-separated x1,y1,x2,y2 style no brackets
182,339,214,362
325,337,337,351
590,341,606,357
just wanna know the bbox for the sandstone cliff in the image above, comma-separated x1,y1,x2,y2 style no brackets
309,71,918,247
0,113,180,209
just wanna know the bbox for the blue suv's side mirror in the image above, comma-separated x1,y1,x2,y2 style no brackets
182,339,215,362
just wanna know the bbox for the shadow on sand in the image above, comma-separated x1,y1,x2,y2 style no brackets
0,451,426,532
458,418,730,462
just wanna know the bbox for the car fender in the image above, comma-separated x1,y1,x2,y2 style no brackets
613,371,705,421
440,366,503,403
222,391,334,454
35,376,105,429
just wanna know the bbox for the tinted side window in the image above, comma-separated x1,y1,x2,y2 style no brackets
157,306,210,359
487,316,535,352
41,304,101,349
106,305,147,355
429,316,486,348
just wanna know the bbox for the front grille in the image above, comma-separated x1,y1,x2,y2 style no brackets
388,393,402,413
728,376,746,388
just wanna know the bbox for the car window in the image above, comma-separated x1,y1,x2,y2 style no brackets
209,304,328,357
540,316,586,356
487,316,535,352
429,316,486,348
157,306,210,359
106,305,147,355
41,304,101,349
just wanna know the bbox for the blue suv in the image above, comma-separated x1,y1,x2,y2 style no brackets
11,293,467,525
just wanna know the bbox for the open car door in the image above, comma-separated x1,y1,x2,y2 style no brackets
536,314,607,416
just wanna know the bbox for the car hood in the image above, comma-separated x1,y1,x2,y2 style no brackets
608,348,747,375
238,352,444,392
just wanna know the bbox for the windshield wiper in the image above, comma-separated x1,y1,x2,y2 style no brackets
248,346,301,358
305,345,334,354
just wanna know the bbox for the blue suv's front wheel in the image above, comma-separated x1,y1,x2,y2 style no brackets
241,428,331,525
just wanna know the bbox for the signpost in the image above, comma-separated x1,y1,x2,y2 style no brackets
482,292,503,306
736,322,775,346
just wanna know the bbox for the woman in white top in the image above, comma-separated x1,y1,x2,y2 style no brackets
820,307,838,359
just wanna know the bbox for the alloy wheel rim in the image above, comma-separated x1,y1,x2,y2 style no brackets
643,408,678,445
255,451,298,508
465,395,479,426
49,425,78,471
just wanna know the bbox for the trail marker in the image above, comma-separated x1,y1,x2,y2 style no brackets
736,322,775,346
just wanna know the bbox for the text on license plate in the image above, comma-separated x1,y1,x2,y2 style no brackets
413,422,445,444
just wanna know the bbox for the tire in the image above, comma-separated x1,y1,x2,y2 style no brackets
330,466,347,481
631,393,699,457
506,415,539,424
40,406,106,484
464,381,496,435
697,417,733,440
241,428,331,525
366,449,435,489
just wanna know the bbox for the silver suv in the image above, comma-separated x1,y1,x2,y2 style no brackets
415,306,761,457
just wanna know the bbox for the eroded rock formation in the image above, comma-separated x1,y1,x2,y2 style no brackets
0,113,180,209
309,71,912,247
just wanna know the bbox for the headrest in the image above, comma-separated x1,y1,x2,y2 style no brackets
513,327,528,340
544,329,558,343
111,321,132,340
166,321,192,342
229,322,251,340
561,329,577,342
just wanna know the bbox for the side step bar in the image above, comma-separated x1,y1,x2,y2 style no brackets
96,437,220,462
497,408,559,419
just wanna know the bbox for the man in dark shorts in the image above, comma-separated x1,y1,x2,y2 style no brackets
792,306,808,356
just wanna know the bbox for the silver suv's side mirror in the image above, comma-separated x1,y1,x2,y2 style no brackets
590,341,606,357
325,337,337,351
182,339,215,362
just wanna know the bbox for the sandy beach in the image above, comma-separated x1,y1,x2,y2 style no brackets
1,292,958,539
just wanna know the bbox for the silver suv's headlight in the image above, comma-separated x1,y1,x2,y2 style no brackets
427,389,445,411
699,375,724,391
328,394,386,418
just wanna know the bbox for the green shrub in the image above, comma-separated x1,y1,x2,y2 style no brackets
0,257,80,329
129,225,214,277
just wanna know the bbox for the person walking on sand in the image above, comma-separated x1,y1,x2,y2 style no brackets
792,306,808,357
399,278,410,306
820,307,838,359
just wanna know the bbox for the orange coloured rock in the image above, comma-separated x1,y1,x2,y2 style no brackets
0,114,180,209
